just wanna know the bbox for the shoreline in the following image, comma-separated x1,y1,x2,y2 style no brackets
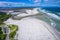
4,17,59,40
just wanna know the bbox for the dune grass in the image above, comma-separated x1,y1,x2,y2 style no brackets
8,24,18,40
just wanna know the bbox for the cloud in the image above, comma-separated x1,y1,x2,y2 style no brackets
0,1,26,7
0,1,41,7
29,0,41,3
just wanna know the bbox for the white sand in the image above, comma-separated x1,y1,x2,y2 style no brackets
5,17,57,40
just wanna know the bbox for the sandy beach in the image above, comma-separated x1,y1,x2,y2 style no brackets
4,17,59,40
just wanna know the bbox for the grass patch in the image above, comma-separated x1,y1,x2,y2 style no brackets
0,12,13,40
0,26,6,40
0,12,11,24
0,34,6,40
8,24,18,40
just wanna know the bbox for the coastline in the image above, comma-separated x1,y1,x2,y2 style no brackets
4,17,59,40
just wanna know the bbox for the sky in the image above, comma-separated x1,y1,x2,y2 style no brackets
0,0,60,7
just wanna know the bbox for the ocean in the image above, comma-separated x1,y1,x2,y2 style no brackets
41,7,60,16
39,7,60,33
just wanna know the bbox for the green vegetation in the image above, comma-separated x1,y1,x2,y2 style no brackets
0,24,18,40
0,12,11,24
0,26,6,40
0,12,18,40
0,33,6,40
0,12,11,40
8,24,18,40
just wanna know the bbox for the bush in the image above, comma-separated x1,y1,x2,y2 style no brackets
0,27,6,40
8,24,18,40
0,12,11,24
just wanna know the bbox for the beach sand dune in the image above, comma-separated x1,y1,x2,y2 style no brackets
5,17,58,40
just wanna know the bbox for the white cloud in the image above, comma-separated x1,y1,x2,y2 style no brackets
0,1,41,7
29,0,41,3
0,1,26,7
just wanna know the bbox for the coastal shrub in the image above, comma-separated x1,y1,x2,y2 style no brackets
0,12,11,24
0,27,6,40
8,24,18,40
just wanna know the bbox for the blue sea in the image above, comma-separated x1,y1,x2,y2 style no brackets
41,7,60,16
